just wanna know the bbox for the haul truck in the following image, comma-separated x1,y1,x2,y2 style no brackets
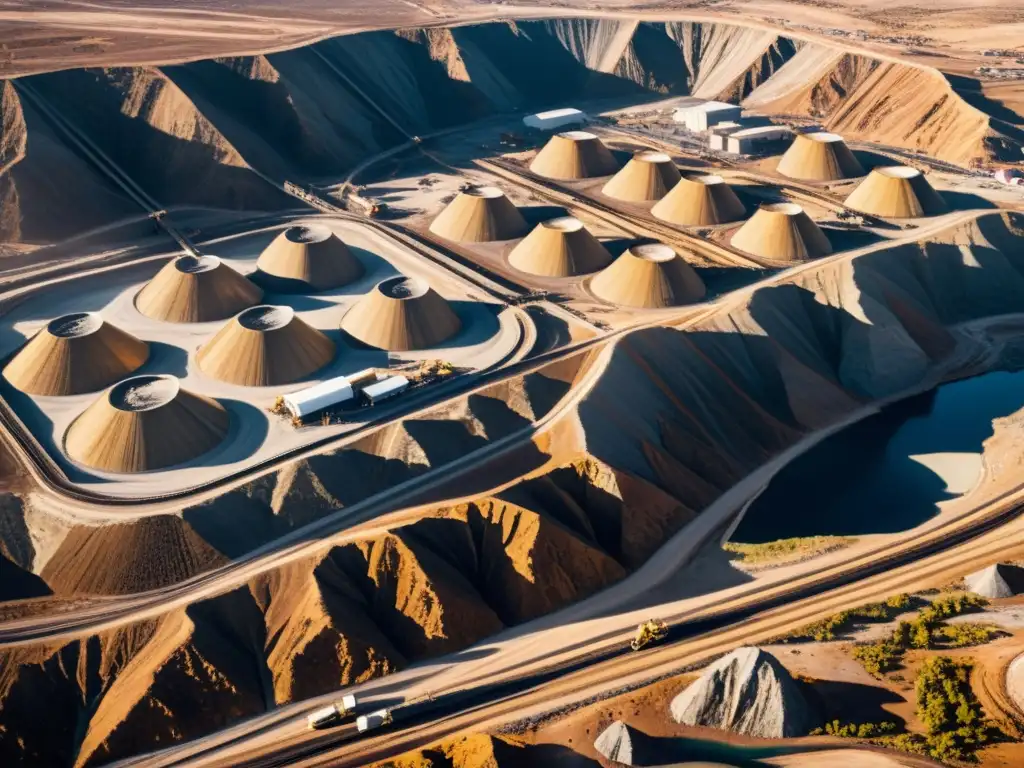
357,709,393,733
307,695,357,730
630,619,668,651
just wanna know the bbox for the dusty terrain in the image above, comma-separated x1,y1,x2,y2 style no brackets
0,3,1023,768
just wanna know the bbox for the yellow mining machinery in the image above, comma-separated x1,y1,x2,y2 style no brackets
630,619,668,651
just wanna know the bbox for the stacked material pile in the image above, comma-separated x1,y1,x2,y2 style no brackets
965,563,1024,598
66,375,228,473
670,646,814,738
652,173,746,226
776,132,865,181
529,131,619,180
844,166,948,218
591,243,705,308
137,254,263,323
4,312,149,396
508,216,612,277
197,305,335,386
593,721,664,766
731,203,832,261
341,276,461,351
255,224,365,292
429,186,528,242
602,151,681,202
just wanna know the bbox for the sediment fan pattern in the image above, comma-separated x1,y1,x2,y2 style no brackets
65,375,229,473
651,173,746,226
429,187,528,242
509,216,613,277
136,255,263,323
5,212,1024,764
3,313,149,396
776,132,864,181
602,151,681,202
341,276,461,351
731,203,832,261
197,306,335,386
255,224,365,292
591,243,705,308
529,131,620,180
844,166,948,218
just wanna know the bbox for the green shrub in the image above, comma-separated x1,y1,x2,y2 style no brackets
812,720,898,738
852,641,902,675
790,594,914,641
936,623,1000,648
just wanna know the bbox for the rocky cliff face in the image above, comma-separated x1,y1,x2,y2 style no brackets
669,646,814,738
5,19,1019,249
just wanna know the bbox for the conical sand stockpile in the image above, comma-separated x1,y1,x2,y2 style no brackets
65,375,229,473
508,216,613,277
591,243,705,308
428,186,528,242
197,305,335,386
844,166,948,218
4,313,149,396
529,131,619,180
341,275,461,352
731,203,832,262
652,174,746,227
776,132,865,182
255,224,365,292
136,254,263,323
602,151,681,202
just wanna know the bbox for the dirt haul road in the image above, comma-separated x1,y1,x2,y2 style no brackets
121,476,1024,767
0,203,996,649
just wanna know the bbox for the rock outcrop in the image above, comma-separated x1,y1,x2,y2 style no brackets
965,563,1024,598
669,646,814,738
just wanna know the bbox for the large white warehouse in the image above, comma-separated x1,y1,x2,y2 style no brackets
674,101,743,132
524,108,587,131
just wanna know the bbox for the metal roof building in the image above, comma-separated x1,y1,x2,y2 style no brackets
673,102,742,132
283,375,356,419
721,126,793,155
523,108,587,131
362,376,409,405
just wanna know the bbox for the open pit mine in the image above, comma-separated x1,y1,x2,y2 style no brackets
0,4,1023,768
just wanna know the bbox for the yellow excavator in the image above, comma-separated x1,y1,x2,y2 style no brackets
630,619,668,651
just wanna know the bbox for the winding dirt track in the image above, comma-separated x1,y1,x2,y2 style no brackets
121,479,1024,767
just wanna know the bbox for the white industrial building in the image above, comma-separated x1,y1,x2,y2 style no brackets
710,124,792,155
283,369,378,419
523,108,587,131
362,376,410,405
673,101,743,132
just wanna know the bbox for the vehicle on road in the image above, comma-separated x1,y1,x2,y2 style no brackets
630,618,668,651
306,695,358,730
356,708,393,733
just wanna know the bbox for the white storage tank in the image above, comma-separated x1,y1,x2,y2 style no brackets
361,375,410,406
283,375,355,419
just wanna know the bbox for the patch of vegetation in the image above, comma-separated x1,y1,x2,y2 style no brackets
789,594,913,642
811,720,898,738
879,656,1002,763
935,623,1002,648
723,536,855,566
850,593,995,676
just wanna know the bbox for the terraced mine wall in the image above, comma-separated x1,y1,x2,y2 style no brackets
3,19,1022,247
3,212,1024,765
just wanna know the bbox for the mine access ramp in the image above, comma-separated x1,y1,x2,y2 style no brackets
307,695,358,730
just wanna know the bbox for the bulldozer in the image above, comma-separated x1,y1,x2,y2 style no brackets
630,619,668,651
